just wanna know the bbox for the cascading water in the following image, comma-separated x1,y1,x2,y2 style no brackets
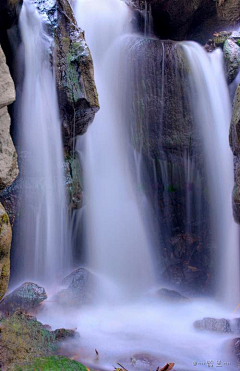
74,0,156,301
181,42,240,307
32,2,240,370
13,0,69,284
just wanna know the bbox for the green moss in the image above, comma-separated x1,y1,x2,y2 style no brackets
238,39,240,46
1,213,9,224
12,356,90,371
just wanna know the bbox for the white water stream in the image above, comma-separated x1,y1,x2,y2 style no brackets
74,0,156,301
15,0,69,283
181,42,240,308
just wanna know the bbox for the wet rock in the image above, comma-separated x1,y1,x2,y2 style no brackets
0,312,57,369
0,312,79,370
0,45,18,191
233,338,240,362
230,85,240,223
223,39,240,83
157,288,188,303
55,268,96,307
53,328,78,341
64,153,83,210
0,282,47,314
32,0,99,149
0,203,12,301
131,353,157,368
194,317,232,333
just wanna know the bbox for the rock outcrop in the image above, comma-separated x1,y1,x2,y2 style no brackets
31,0,99,149
230,85,240,223
0,45,18,300
127,38,211,295
223,38,240,83
0,46,18,191
129,0,240,42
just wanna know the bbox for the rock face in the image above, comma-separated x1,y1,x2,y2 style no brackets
223,39,240,83
230,85,240,223
194,317,232,333
127,38,211,295
0,282,47,314
0,46,18,190
129,0,240,42
32,0,99,149
0,203,12,301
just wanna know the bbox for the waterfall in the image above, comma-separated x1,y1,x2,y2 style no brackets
74,0,156,301
14,0,69,284
181,41,240,307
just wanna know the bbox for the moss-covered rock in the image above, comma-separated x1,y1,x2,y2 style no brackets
64,153,83,210
0,203,12,301
32,0,99,150
0,312,79,370
10,356,90,371
0,282,47,314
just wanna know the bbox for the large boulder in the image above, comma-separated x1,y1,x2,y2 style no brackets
31,0,99,149
0,203,12,301
0,45,18,191
0,282,47,314
230,85,240,223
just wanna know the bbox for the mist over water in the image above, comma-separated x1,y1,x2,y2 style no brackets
13,0,69,284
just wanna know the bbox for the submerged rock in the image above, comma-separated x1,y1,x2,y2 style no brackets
55,268,96,307
157,288,188,303
223,39,240,83
0,203,12,301
194,317,232,333
233,338,240,363
0,282,47,314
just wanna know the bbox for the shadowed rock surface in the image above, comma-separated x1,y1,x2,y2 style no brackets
128,0,240,42
0,282,47,314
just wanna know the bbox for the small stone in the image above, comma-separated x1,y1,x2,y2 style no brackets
157,288,188,303
194,317,232,333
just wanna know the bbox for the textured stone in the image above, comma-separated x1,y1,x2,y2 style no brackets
223,39,240,83
32,0,99,149
128,0,239,42
0,46,18,191
0,203,12,301
157,288,188,303
194,317,232,333
0,282,47,314
230,85,240,223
